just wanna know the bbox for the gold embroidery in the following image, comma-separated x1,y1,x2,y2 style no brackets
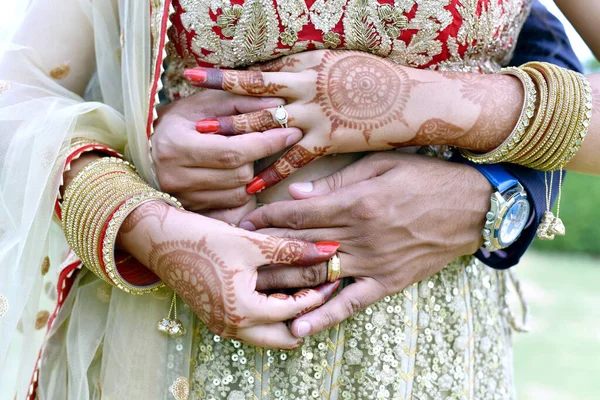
0,294,8,317
35,310,50,330
277,0,309,47
49,64,70,79
41,256,50,276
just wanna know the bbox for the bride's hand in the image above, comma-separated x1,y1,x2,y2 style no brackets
184,50,439,193
118,201,340,349
152,90,302,218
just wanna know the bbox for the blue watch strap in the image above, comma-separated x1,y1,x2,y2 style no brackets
469,164,519,193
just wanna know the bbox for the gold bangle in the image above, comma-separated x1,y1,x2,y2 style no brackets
102,192,182,294
507,65,548,161
460,67,537,164
528,63,574,170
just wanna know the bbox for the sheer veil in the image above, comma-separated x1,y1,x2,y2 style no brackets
0,1,193,398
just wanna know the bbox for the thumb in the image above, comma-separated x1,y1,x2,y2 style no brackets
288,155,391,199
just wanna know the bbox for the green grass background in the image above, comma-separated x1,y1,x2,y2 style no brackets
514,251,600,399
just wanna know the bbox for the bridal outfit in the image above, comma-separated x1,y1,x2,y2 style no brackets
0,1,536,399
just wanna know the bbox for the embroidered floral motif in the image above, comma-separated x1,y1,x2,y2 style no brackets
166,0,530,100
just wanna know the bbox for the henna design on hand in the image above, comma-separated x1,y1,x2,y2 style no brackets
443,72,521,151
251,57,301,72
256,145,330,188
223,70,286,95
120,201,170,234
244,235,330,266
189,68,287,95
392,118,465,147
148,238,245,338
309,52,415,143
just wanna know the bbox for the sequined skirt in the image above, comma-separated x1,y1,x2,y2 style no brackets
190,256,515,400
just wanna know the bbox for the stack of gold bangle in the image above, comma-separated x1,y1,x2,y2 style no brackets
461,62,593,240
62,157,182,294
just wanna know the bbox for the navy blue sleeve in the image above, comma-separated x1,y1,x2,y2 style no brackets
472,0,582,269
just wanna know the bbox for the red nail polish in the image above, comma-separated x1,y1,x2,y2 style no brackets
315,241,340,254
317,280,341,301
184,68,208,83
195,119,219,134
247,177,266,194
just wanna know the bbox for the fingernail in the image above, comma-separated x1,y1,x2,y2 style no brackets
247,177,266,194
296,321,311,338
240,221,256,231
285,131,302,147
315,241,340,254
195,119,219,134
316,280,341,301
290,182,313,193
184,68,208,83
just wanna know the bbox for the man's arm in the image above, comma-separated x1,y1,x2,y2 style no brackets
473,0,582,269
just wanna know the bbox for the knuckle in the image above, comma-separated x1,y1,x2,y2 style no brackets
319,311,337,331
323,171,344,192
234,164,255,185
286,208,308,230
230,188,252,207
217,149,245,168
344,297,364,317
351,197,382,221
301,265,324,287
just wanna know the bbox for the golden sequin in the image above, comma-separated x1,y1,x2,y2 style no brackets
49,64,70,79
41,256,50,276
171,376,189,400
0,294,8,317
35,310,50,330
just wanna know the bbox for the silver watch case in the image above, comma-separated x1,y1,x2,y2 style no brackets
482,183,529,252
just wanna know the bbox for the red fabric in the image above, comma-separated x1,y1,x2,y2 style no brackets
28,258,83,400
99,200,161,287
170,0,514,71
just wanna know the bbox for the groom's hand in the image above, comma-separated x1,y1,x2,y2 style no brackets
245,152,493,338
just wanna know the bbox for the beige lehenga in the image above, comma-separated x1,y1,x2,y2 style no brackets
0,1,530,399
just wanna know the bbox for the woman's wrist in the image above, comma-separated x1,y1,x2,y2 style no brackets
391,69,523,151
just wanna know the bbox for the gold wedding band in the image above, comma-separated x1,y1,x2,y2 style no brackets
274,105,289,128
327,254,341,282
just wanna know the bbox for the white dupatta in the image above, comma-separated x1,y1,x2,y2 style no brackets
0,0,194,398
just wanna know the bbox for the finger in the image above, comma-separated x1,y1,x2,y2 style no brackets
192,92,285,116
246,143,330,194
169,164,255,191
291,278,384,338
176,186,253,211
184,68,303,98
202,199,256,226
256,250,353,291
195,109,283,136
235,323,302,350
245,234,339,267
256,262,327,291
239,196,343,231
185,128,302,168
288,152,397,199
253,280,341,323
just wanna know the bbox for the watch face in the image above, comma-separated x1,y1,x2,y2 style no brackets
498,198,530,247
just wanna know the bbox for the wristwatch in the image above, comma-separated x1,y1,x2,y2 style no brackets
471,164,531,252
